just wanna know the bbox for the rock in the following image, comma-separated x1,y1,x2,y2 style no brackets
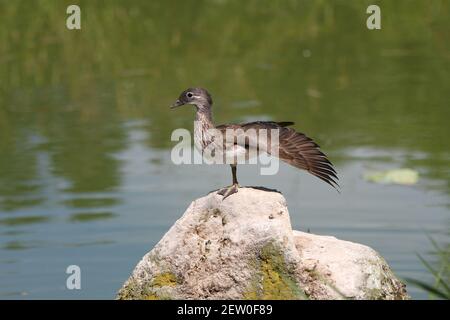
293,231,408,299
117,188,408,300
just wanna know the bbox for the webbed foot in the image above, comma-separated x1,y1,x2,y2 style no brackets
217,184,239,200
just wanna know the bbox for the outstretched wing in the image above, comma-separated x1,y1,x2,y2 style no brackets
276,126,339,189
216,121,339,189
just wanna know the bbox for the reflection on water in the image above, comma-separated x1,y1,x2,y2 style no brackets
69,212,117,222
62,198,120,208
0,1,449,299
0,215,51,226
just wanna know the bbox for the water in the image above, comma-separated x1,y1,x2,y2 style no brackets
0,0,449,299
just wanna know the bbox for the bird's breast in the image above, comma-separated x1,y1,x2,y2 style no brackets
194,121,214,151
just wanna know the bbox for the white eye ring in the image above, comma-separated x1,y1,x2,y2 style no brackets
187,92,193,98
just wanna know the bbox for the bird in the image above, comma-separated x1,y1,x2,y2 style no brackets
171,87,339,199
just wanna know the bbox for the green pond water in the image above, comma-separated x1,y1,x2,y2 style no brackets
0,0,449,299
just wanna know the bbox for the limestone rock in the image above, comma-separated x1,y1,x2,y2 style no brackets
117,188,408,300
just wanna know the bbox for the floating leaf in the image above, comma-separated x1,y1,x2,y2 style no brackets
364,168,419,185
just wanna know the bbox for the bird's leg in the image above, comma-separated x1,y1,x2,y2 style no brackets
232,164,238,185
217,164,239,199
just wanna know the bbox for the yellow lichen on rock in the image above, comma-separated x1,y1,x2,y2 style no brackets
151,272,178,287
244,242,305,300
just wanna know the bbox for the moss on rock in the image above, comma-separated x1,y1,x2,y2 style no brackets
117,271,179,300
116,278,145,300
244,242,305,300
151,272,178,287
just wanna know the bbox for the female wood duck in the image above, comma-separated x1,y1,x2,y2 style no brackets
171,87,338,199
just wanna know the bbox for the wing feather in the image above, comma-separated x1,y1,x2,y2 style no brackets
215,121,339,189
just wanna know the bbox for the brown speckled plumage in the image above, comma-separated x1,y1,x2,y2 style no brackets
171,87,339,197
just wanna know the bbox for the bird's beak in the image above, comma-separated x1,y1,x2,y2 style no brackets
170,99,184,109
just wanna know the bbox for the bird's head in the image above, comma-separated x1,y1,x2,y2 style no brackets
170,88,212,111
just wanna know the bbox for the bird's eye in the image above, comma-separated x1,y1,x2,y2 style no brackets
186,92,193,98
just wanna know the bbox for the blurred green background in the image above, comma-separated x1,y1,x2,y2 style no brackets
0,0,448,299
